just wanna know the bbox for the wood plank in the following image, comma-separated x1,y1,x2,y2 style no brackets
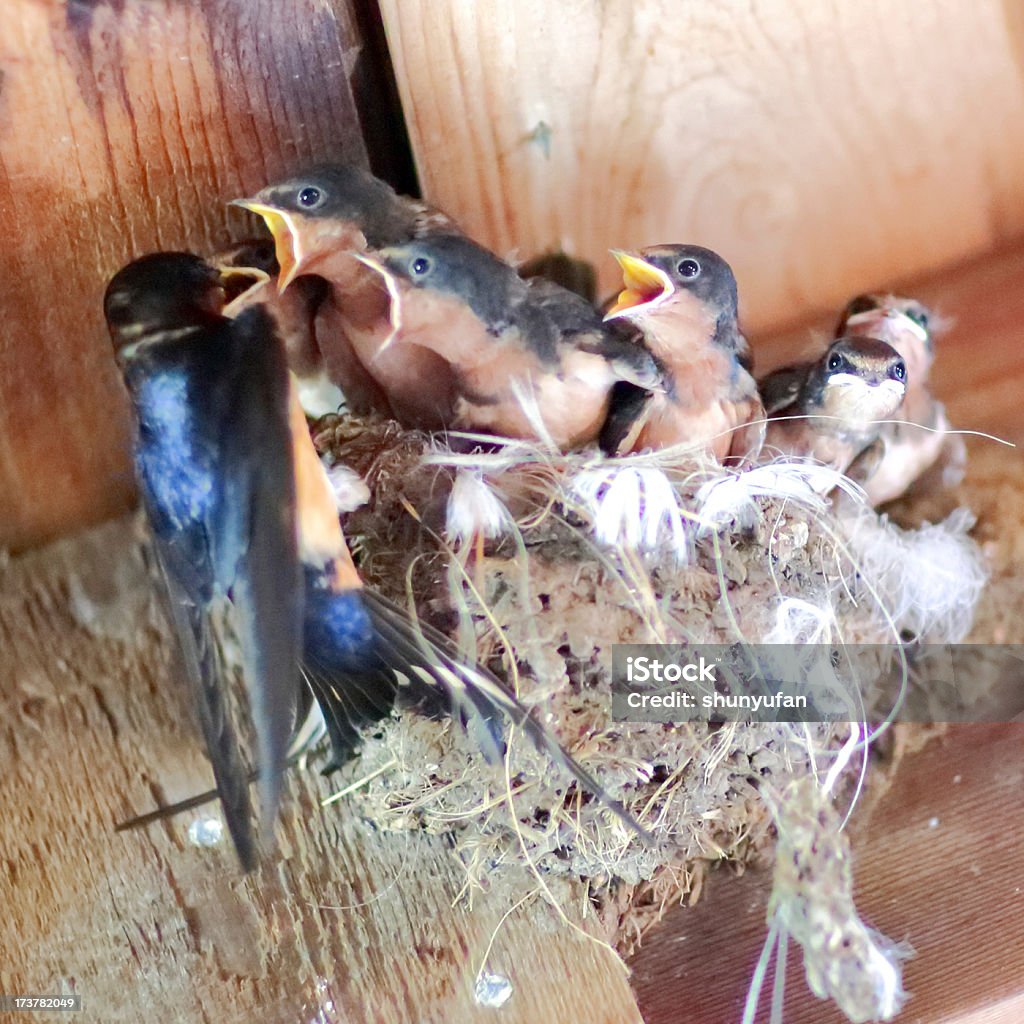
0,518,644,1024
0,0,374,552
380,0,1024,333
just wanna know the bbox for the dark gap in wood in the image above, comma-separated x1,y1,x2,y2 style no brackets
349,1,419,197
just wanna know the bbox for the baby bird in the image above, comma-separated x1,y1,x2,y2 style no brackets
836,293,964,504
233,164,457,423
760,336,908,484
600,245,764,463
353,233,659,447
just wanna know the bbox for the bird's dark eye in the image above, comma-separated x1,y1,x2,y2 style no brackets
411,256,431,276
828,353,843,371
892,361,906,381
297,186,322,208
677,258,701,279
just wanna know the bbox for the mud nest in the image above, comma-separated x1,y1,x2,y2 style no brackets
304,413,988,969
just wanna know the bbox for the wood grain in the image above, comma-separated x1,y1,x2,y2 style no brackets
0,0,373,552
379,0,1024,331
0,517,644,1024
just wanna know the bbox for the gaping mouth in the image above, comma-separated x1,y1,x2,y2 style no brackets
604,251,673,320
844,307,928,344
352,252,403,353
230,200,301,291
218,265,271,316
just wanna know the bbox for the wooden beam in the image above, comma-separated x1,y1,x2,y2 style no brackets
380,0,1024,332
0,0,374,552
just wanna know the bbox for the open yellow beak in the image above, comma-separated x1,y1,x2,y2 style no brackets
230,200,301,292
604,251,673,320
216,265,271,317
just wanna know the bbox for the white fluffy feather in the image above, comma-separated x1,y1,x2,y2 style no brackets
446,470,514,544
568,465,688,561
696,461,865,531
325,463,370,514
841,507,987,642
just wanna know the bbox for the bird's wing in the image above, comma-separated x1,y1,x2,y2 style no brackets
525,279,660,387
579,331,661,389
214,307,304,837
599,381,655,456
758,365,807,417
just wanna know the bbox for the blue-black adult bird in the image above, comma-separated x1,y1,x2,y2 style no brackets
105,252,302,870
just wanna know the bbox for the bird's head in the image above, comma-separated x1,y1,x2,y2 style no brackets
232,165,411,290
104,252,225,357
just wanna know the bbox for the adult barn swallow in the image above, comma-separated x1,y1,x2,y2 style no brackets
354,233,660,446
105,252,302,870
601,245,765,462
760,336,908,482
232,165,456,423
836,294,963,503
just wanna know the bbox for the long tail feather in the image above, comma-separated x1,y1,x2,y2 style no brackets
158,565,258,869
116,683,324,833
358,589,651,841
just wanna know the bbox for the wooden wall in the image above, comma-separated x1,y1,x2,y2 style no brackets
0,0,377,552
380,0,1024,327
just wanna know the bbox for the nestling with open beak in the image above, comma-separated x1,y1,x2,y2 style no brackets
836,293,964,504
232,164,457,423
600,245,765,463
353,233,660,446
105,252,303,870
759,336,908,485
212,238,341,417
